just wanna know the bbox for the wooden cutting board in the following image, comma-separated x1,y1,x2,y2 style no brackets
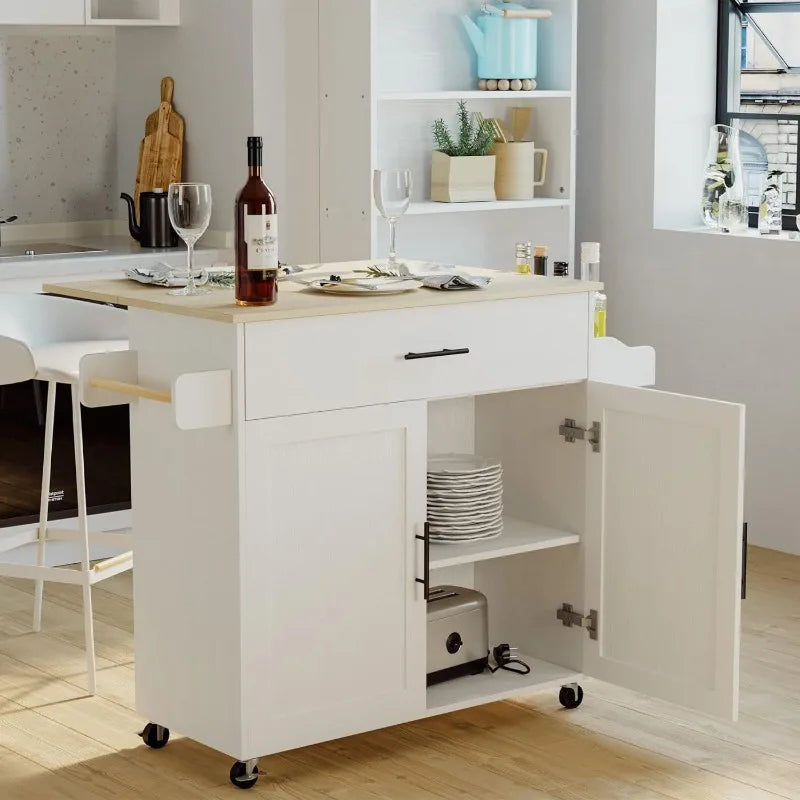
134,77,184,214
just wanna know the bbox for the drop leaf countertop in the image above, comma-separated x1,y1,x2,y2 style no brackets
43,261,602,324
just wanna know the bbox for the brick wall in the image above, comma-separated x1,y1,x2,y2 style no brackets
740,103,798,208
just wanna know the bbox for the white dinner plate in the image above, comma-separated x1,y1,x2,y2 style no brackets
430,531,503,545
428,472,503,489
428,519,504,535
427,498,503,512
305,278,422,295
427,478,503,493
427,482,503,496
427,507,503,522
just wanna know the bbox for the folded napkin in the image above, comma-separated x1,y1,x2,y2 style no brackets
126,265,195,287
421,274,491,291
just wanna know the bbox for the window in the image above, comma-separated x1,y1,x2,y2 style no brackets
718,0,800,230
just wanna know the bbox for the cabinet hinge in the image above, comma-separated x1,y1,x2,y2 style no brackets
559,419,601,453
557,603,598,641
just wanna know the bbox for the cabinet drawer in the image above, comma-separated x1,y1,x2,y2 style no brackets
244,294,589,419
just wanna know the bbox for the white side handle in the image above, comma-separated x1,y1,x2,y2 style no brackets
173,370,232,431
80,351,232,430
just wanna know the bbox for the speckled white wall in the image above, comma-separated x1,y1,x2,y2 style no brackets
0,31,117,224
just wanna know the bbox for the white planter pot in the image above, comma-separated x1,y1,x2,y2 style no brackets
430,152,496,203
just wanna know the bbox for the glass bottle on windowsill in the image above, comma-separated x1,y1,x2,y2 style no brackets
759,171,783,236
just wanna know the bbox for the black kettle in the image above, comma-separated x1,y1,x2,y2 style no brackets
121,190,179,248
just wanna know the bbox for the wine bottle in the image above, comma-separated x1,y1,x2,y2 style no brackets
235,136,278,306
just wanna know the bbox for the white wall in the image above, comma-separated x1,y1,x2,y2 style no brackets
253,1,321,265
115,1,315,260
578,0,800,555
115,0,255,232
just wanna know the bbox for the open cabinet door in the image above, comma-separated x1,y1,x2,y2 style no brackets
583,383,744,721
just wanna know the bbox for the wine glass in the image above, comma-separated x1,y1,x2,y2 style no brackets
167,183,213,297
373,169,412,275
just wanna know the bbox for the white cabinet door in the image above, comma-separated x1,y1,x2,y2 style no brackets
241,402,427,756
584,383,744,721
0,1,84,24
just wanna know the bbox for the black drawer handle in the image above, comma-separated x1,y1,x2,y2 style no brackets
404,347,470,361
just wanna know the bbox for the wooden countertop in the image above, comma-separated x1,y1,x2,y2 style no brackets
43,261,601,324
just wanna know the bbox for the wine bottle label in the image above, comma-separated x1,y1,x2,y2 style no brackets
244,214,278,270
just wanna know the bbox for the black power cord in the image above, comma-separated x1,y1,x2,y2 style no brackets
488,643,531,676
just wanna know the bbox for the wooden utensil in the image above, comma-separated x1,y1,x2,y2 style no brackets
492,118,509,144
146,77,185,143
134,77,184,214
510,107,532,143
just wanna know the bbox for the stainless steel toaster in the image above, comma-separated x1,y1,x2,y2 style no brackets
426,585,489,686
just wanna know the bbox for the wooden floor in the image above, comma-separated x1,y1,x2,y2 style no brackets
0,546,797,799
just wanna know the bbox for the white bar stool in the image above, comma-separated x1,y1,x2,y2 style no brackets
0,294,131,694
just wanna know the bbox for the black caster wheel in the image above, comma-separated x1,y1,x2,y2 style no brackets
139,723,170,749
559,683,584,709
230,760,260,790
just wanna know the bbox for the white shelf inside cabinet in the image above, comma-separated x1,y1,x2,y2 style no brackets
429,518,579,570
379,91,572,102
406,199,570,216
426,654,578,715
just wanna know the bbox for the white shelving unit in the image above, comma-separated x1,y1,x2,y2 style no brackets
430,518,579,569
319,0,578,270
407,198,571,216
379,90,572,102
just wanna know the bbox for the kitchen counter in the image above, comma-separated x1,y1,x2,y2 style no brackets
0,235,229,289
50,255,744,781
44,261,603,323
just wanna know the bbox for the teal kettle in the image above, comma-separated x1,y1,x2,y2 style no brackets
461,2,552,81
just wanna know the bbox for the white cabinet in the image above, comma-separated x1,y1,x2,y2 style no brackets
241,403,428,756
76,279,742,784
0,0,179,25
0,0,84,24
85,0,179,26
473,380,744,721
315,0,578,268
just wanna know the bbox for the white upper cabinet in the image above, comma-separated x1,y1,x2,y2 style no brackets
0,0,85,24
0,0,179,26
583,382,745,721
85,0,179,26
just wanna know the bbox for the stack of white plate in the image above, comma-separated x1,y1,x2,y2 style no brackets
427,454,503,544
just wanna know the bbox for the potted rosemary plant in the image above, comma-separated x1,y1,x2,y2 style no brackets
430,100,497,202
